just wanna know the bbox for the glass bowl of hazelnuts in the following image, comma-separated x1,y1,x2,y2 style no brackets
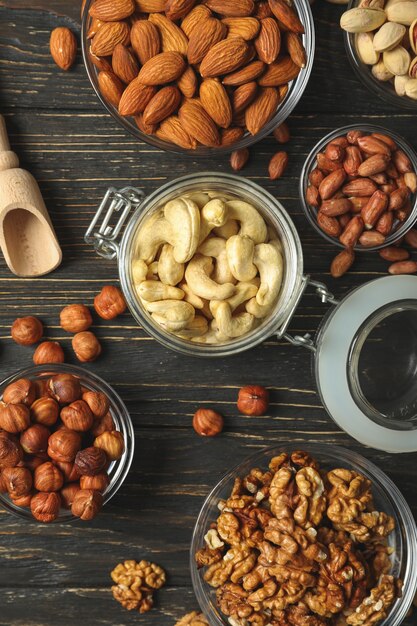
0,364,134,523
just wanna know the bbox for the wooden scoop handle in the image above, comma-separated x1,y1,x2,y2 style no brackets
0,115,19,171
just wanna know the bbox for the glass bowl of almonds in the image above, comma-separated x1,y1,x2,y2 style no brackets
190,444,417,626
342,0,417,108
81,0,315,154
0,364,134,523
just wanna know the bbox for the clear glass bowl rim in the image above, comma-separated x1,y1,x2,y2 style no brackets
0,363,135,523
81,0,316,155
190,442,417,626
299,123,417,252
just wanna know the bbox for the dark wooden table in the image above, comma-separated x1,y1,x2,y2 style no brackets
0,2,416,624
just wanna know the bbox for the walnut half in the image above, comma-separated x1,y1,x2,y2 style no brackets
110,559,166,613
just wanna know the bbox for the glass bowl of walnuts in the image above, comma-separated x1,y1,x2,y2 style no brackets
0,364,134,523
190,444,417,626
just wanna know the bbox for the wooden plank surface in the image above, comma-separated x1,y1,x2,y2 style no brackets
0,1,416,624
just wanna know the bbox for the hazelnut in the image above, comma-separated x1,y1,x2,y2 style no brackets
192,409,224,437
24,455,47,472
30,491,61,523
11,492,33,507
20,424,50,455
94,430,125,461
33,341,65,365
3,466,33,498
0,402,30,433
11,316,43,345
71,488,103,520
3,378,36,406
60,304,92,333
60,483,81,509
34,461,64,492
91,412,115,437
237,385,269,416
94,285,126,320
74,447,107,476
0,432,23,467
80,472,109,492
72,331,102,363
54,461,81,483
48,428,82,463
82,391,109,418
31,397,59,426
61,400,94,432
48,374,81,405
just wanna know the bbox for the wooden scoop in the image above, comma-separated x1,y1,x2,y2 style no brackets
0,115,62,276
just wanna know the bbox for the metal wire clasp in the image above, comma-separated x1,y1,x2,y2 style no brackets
85,186,144,260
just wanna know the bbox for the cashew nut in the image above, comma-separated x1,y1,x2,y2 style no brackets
185,192,210,208
158,244,184,286
226,200,268,244
214,302,255,338
135,209,172,264
214,219,239,239
246,298,274,319
226,235,257,282
210,282,258,317
175,316,208,339
192,329,229,344
145,300,195,331
136,280,184,302
253,243,284,307
185,254,235,301
132,259,148,284
199,199,229,243
164,197,201,263
147,261,159,280
198,237,235,285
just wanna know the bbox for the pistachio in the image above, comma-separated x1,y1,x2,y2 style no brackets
356,32,380,63
410,19,417,53
409,55,417,75
372,58,395,79
394,73,410,94
383,45,411,74
340,8,387,33
373,22,406,51
386,2,417,26
405,76,417,96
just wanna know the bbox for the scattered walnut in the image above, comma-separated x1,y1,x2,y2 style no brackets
174,611,209,626
110,559,166,613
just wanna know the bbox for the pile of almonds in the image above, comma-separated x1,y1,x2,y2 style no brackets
304,128,417,277
81,0,307,150
0,373,125,523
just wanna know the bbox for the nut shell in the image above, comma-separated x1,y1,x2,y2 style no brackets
30,491,61,523
94,285,127,320
11,316,43,345
237,385,269,416
71,488,103,520
60,304,93,333
192,409,224,437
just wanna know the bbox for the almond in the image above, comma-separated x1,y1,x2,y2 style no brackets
379,246,410,261
131,21,161,65
91,21,130,57
87,17,104,39
135,0,166,10
200,79,233,128
223,17,261,40
231,148,250,171
319,169,347,200
221,127,245,146
187,18,227,65
50,27,77,71
143,86,181,125
331,249,355,278
232,81,258,114
178,65,198,98
178,100,221,147
89,47,112,72
200,36,249,77
268,0,305,34
205,0,255,18
134,113,157,135
339,215,364,247
269,151,288,179
138,51,186,85
255,1,273,19
112,44,139,84
222,60,265,85
149,13,189,55
255,17,281,64
286,32,307,68
342,178,378,196
118,79,156,115
98,70,125,106
181,5,212,38
388,260,417,274
245,87,279,135
157,116,197,149
258,56,300,85
165,0,196,21
317,212,342,237
89,0,135,21
357,153,390,177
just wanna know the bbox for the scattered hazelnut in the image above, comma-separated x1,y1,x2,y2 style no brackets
3,378,36,406
33,341,65,365
54,461,81,483
30,491,61,523
75,446,107,476
20,424,50,455
0,432,24,468
71,488,103,520
82,391,109,418
94,285,126,320
24,455,47,472
237,385,269,416
31,397,59,426
60,483,81,509
0,402,30,433
72,331,102,363
47,428,82,463
60,304,93,333
80,472,110,492
61,400,94,432
11,492,33,507
94,431,124,461
3,466,33,498
91,412,115,437
48,374,81,405
34,461,64,492
11,316,43,345
192,409,224,437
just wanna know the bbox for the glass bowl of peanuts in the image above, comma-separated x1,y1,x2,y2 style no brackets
190,443,417,626
81,0,315,154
